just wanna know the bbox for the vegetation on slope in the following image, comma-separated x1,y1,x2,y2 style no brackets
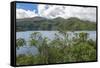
16,17,96,31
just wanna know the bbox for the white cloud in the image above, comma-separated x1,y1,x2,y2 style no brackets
38,4,96,22
16,4,96,22
38,5,65,18
16,9,38,19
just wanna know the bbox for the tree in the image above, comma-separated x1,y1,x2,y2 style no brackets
29,32,49,64
79,32,88,42
70,42,96,61
16,38,26,49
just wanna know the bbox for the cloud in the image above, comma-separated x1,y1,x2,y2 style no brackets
38,4,96,22
38,5,65,18
16,4,96,22
16,9,38,19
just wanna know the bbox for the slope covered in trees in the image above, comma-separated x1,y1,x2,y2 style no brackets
16,17,96,31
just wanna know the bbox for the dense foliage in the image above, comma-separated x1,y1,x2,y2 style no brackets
16,31,96,65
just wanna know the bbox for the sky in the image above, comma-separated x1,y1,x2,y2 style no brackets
16,3,96,22
16,3,38,13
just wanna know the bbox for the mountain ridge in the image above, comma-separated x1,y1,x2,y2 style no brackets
16,17,96,31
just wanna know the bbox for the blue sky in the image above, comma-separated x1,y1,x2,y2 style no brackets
16,3,38,13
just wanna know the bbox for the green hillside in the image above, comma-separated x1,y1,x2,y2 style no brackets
16,17,96,31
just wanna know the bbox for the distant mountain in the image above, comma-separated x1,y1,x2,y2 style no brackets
17,16,48,22
53,17,65,20
16,17,96,31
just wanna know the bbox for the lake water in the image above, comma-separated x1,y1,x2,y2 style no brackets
16,31,96,56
